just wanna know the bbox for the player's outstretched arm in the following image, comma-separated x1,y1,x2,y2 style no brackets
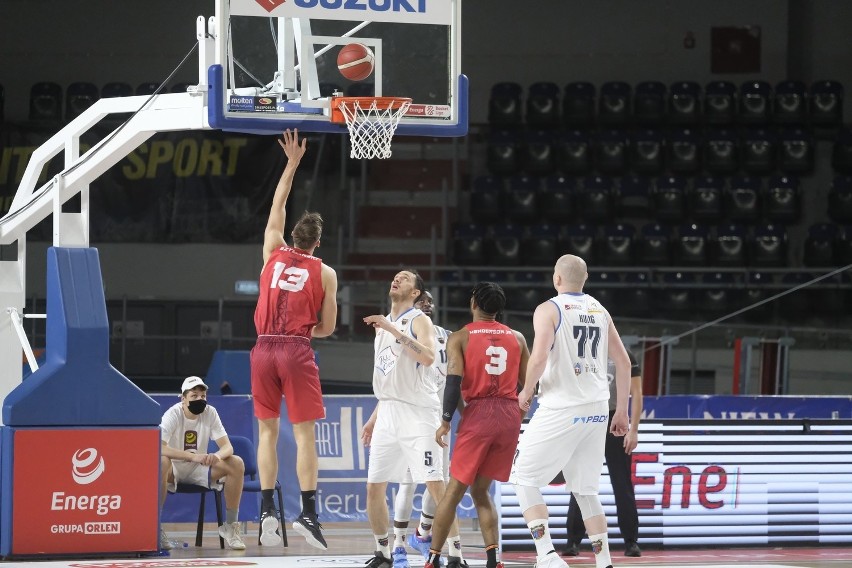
263,129,307,266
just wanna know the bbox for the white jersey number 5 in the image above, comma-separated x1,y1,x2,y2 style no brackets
270,262,309,292
485,345,508,375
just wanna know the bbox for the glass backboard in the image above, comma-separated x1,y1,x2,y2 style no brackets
208,0,467,137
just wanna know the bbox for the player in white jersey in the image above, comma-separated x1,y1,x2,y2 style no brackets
509,255,631,568
363,273,463,568
378,291,462,567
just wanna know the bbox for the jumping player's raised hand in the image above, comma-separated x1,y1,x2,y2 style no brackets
278,128,307,164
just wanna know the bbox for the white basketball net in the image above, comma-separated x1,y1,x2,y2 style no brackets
338,98,412,159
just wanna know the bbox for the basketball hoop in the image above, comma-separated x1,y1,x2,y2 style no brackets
330,96,412,159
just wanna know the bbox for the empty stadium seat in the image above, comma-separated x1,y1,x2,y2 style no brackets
598,81,631,127
810,80,843,127
617,175,652,218
803,223,838,267
65,81,99,120
778,128,814,174
700,271,741,318
507,271,547,312
469,175,504,224
136,82,161,95
741,128,776,174
633,81,667,126
29,81,62,121
505,175,540,224
486,130,522,176
773,80,808,125
555,129,593,175
711,224,748,267
561,224,597,263
743,271,775,323
600,223,635,266
526,82,560,129
487,224,522,266
690,176,725,222
637,223,671,266
621,272,652,317
750,224,788,267
539,175,575,223
630,129,664,175
667,128,701,173
453,224,486,266
522,130,556,176
704,81,737,125
488,82,523,127
668,81,702,126
101,81,133,98
656,272,696,319
703,128,739,175
726,176,762,222
675,224,710,266
563,82,596,128
739,81,772,125
653,175,687,222
579,176,615,221
594,129,628,175
764,175,800,223
521,224,560,266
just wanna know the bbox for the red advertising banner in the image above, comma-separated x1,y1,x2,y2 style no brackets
12,428,159,554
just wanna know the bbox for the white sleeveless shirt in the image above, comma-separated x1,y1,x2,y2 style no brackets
537,292,611,409
372,307,440,409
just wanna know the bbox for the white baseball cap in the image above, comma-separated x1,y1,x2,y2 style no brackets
181,376,208,394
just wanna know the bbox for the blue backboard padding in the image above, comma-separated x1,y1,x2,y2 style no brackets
208,64,469,137
206,350,252,395
2,248,161,426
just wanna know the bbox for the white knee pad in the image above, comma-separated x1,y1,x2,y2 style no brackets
514,484,546,512
572,492,604,520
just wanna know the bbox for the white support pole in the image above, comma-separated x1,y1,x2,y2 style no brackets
0,238,25,426
7,308,38,373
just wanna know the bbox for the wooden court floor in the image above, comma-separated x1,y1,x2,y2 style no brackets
10,521,851,568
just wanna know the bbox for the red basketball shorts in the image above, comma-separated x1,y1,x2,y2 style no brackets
250,335,325,423
450,397,522,485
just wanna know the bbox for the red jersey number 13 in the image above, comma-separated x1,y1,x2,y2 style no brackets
270,261,309,292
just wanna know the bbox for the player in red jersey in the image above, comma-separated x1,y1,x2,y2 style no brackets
426,282,530,568
251,129,338,550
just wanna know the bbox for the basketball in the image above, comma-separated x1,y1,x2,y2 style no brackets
337,43,375,81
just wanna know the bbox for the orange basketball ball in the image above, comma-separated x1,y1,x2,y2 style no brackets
337,43,375,81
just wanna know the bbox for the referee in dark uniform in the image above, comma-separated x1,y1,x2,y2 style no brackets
563,344,643,558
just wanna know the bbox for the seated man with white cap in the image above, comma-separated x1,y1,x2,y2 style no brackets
159,376,247,550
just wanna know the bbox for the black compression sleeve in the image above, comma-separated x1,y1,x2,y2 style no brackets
442,374,462,422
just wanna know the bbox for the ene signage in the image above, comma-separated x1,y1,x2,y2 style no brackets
12,429,159,554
